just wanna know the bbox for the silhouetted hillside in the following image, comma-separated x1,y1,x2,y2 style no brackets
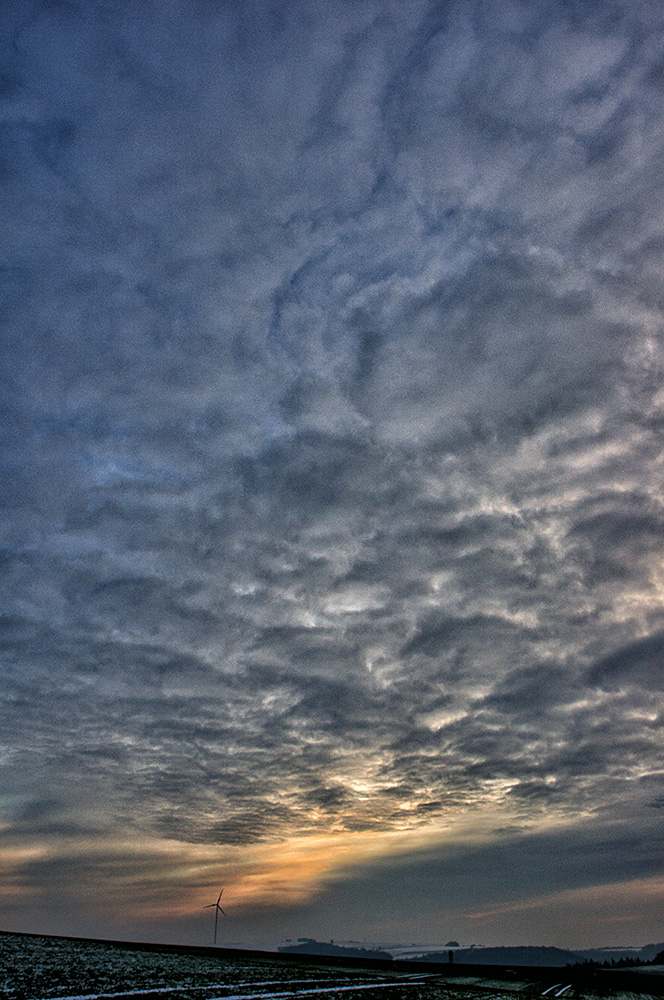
409,946,582,967
278,939,391,960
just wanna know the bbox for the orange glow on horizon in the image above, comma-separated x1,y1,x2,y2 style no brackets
0,798,592,925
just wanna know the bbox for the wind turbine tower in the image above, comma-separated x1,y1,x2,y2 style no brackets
204,889,227,945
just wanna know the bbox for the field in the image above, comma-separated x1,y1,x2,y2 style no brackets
0,932,660,1000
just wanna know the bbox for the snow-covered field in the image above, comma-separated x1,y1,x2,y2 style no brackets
0,932,659,1000
0,933,505,1000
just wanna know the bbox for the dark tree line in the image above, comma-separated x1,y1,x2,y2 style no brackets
568,950,664,969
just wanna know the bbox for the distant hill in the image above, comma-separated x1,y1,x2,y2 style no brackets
277,938,664,969
572,942,664,965
278,939,391,961
641,943,664,962
409,946,582,967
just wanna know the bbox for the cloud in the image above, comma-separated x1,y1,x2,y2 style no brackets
2,0,664,946
588,631,664,689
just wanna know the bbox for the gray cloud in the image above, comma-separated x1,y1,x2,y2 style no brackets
588,631,664,689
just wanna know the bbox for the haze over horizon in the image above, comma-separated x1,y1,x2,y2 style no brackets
2,0,664,952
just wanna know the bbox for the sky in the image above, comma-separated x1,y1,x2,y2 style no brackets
2,0,664,952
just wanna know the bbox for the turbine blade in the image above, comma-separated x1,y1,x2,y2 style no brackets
219,908,227,916
217,891,223,903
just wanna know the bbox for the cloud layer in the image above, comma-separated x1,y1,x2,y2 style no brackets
2,0,664,947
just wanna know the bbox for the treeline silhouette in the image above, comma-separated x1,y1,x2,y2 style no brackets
568,949,664,969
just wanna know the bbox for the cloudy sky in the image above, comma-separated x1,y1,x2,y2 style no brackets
2,0,664,951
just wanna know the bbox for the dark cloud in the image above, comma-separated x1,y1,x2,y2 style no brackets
402,611,531,658
315,816,664,928
588,631,664,689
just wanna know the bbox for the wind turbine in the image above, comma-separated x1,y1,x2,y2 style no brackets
204,889,227,945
